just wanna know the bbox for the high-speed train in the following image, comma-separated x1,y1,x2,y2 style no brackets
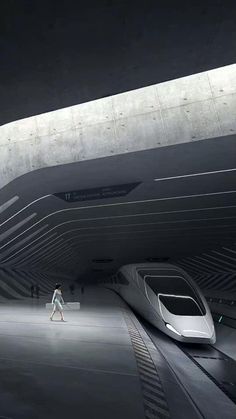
102,263,215,344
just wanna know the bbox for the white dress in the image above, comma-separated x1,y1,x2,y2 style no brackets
52,289,64,312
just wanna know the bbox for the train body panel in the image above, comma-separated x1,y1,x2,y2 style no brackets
102,263,215,344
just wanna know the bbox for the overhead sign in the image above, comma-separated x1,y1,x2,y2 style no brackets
54,182,141,203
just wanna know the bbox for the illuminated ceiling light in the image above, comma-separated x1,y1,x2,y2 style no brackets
154,168,236,182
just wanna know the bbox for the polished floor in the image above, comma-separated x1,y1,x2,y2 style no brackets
1,286,236,419
0,287,145,419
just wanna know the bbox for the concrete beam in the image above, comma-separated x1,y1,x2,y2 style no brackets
0,64,235,188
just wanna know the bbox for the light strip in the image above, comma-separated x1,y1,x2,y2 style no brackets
2,221,235,267
181,259,214,274
1,213,225,258
0,212,37,243
1,228,58,261
23,250,67,269
43,212,236,238
211,250,236,263
54,218,236,240
0,224,49,259
193,255,235,271
49,223,236,246
222,247,236,255
0,196,19,215
47,257,74,271
14,242,65,268
17,235,78,265
3,209,236,257
154,168,236,182
2,233,58,263
53,226,236,243
15,203,236,249
186,256,228,271
1,189,236,251
0,194,51,228
34,246,75,267
12,236,63,265
182,329,209,335
21,241,66,266
48,251,79,267
176,261,207,275
202,253,236,269
49,252,77,266
34,242,74,265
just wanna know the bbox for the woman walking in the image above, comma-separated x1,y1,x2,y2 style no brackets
50,283,66,321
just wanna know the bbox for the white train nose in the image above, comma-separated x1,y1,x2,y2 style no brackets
181,317,214,337
165,317,216,343
160,299,216,343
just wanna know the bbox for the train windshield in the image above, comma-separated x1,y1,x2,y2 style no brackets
143,273,206,315
159,295,203,316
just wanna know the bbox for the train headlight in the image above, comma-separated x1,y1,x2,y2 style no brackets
166,323,181,336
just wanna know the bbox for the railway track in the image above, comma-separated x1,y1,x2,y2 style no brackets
139,316,236,414
177,342,236,405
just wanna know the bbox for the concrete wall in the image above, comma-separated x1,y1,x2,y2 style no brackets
0,64,236,189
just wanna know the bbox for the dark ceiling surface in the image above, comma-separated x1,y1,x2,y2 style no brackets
0,135,236,279
1,0,236,124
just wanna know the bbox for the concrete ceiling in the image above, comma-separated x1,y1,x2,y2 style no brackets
0,135,236,280
1,0,236,124
1,2,236,285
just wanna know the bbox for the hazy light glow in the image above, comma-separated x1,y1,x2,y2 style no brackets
165,323,181,336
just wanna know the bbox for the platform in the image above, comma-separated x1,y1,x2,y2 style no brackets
0,287,148,419
1,286,235,419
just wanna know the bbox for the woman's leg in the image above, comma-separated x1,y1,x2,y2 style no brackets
50,308,56,320
60,309,65,321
